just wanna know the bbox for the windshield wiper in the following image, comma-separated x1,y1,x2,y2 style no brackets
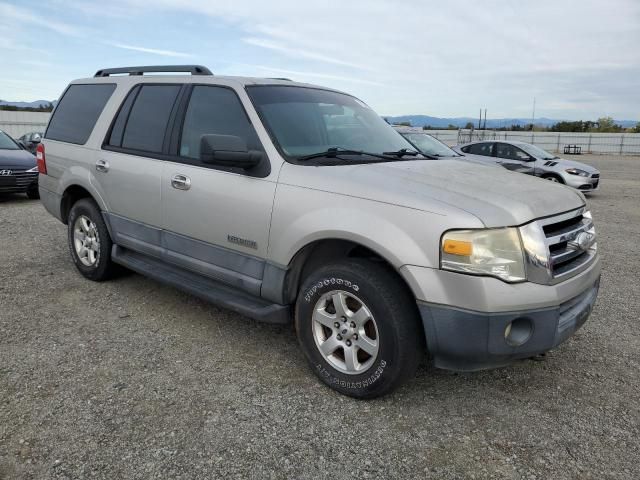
382,148,420,157
297,147,398,162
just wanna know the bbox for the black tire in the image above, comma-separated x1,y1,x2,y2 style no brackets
542,173,564,184
67,198,117,281
26,188,40,200
295,259,423,399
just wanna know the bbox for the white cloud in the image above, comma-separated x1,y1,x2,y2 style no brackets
232,64,385,87
107,42,195,58
0,2,81,36
242,37,372,71
2,0,640,119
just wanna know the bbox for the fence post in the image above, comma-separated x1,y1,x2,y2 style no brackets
556,133,561,152
620,135,625,155
587,134,592,154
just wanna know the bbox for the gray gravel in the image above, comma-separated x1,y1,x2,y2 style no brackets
1,154,639,479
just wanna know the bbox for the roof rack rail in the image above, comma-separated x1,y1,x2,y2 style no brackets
94,65,213,77
266,77,292,81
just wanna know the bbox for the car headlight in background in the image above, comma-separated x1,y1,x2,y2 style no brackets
565,168,590,177
26,166,39,172
441,228,526,282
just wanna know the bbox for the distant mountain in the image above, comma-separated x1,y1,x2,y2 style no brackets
0,100,57,108
385,115,637,129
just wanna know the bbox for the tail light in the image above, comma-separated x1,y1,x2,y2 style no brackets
36,143,47,174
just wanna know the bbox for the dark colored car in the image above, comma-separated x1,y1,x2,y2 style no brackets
17,131,43,154
0,130,40,199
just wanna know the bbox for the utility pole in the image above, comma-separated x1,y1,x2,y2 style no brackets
531,97,536,130
483,108,487,130
479,109,482,130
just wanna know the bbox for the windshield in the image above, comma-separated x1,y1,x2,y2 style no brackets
519,143,557,160
401,132,458,157
246,86,418,162
0,131,19,150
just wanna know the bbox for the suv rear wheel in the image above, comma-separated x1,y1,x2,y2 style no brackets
67,198,117,281
295,259,423,398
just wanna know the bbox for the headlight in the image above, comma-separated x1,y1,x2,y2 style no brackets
441,228,526,282
27,166,39,172
565,168,589,177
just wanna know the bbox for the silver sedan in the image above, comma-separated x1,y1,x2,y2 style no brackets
454,140,600,192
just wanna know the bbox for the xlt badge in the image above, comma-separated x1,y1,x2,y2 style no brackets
227,235,258,250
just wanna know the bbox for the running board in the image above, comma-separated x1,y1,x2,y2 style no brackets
112,246,291,324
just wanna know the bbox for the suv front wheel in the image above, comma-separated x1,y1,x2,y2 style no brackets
295,259,423,398
67,198,117,281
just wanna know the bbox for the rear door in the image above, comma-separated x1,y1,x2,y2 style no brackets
99,83,182,256
461,142,497,165
160,85,276,295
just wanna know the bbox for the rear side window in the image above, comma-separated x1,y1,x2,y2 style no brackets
106,84,181,154
463,142,494,156
45,84,116,144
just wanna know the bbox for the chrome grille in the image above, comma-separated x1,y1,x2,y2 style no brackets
0,169,38,190
520,207,597,285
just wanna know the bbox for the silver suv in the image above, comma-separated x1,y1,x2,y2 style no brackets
39,65,601,398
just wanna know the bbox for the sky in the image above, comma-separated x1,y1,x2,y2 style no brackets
1,0,639,120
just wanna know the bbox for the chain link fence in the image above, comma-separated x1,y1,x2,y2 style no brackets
456,129,640,155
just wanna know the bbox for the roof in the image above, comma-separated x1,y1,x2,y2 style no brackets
71,65,346,94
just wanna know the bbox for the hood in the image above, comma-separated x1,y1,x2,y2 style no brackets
0,148,36,169
280,159,585,227
549,156,599,173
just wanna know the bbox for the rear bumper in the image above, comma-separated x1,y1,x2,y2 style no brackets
39,185,63,222
417,276,599,371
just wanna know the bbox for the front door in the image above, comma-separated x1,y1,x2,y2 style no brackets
161,85,277,295
494,143,536,175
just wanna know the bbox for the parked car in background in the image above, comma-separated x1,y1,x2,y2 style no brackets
455,140,600,192
393,127,534,173
39,65,599,398
17,131,44,154
0,129,39,198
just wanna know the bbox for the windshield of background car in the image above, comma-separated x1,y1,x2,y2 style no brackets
402,133,458,157
0,131,19,150
519,143,557,160
246,85,417,161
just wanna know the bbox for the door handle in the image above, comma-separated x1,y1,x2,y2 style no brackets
95,159,110,173
171,174,191,190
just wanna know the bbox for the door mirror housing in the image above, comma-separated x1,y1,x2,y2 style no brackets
200,134,262,169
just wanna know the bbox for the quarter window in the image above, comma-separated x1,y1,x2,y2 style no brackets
45,84,116,144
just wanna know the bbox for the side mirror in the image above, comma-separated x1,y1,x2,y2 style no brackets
200,134,262,169
31,136,42,144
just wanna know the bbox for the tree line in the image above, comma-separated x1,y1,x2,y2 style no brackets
0,102,55,112
395,117,640,133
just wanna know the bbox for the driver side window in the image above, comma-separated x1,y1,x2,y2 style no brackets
496,143,531,161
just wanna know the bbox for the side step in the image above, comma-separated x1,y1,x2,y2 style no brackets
112,246,291,324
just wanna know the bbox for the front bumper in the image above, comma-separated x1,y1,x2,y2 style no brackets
418,276,599,370
563,173,600,191
402,255,601,371
0,171,38,194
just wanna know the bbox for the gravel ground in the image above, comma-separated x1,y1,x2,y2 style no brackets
1,154,639,479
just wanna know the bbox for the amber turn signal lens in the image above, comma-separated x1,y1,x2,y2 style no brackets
443,239,472,256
